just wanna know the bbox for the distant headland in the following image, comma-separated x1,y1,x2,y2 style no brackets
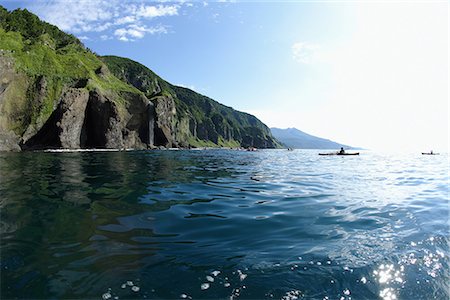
271,127,358,150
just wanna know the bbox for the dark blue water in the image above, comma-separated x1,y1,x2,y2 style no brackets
0,150,448,299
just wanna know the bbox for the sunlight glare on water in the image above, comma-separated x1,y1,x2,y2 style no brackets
0,149,448,299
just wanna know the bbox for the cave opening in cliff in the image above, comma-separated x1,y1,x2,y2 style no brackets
153,127,169,147
21,110,63,150
80,96,110,148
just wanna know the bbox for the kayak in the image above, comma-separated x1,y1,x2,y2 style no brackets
319,152,359,156
422,153,439,155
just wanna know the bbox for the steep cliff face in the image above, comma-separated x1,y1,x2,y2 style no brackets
23,88,90,149
102,56,280,149
0,44,155,150
0,7,280,151
20,88,155,150
0,54,23,151
0,8,157,151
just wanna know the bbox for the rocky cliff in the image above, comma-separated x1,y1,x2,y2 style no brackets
102,56,280,149
0,7,280,151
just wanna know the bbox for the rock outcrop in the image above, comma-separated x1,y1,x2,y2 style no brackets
0,54,26,151
152,95,177,147
22,89,155,150
0,7,281,151
102,56,281,149
0,130,20,151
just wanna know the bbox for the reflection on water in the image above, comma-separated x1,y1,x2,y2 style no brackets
0,150,448,299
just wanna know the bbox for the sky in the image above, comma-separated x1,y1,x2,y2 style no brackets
2,0,448,152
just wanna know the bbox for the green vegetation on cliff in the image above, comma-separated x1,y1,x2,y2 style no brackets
102,55,280,148
0,7,80,49
0,6,280,150
0,7,141,137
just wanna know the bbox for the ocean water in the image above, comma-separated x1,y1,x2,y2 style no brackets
0,149,448,300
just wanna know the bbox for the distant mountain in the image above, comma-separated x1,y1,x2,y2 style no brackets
270,127,354,149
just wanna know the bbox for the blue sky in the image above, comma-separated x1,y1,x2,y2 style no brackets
2,0,448,151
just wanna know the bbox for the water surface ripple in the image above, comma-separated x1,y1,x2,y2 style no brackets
0,150,448,299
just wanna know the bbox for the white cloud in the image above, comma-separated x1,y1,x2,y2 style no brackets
34,0,115,33
291,42,321,64
114,24,168,42
28,0,182,41
94,22,113,32
175,83,208,94
136,4,178,18
118,36,130,42
175,83,197,91
115,16,136,25
100,35,112,41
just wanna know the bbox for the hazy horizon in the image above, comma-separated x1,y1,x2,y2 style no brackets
3,0,448,152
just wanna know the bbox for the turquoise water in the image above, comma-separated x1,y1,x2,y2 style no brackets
0,150,448,299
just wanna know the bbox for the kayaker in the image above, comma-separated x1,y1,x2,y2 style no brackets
339,147,345,154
